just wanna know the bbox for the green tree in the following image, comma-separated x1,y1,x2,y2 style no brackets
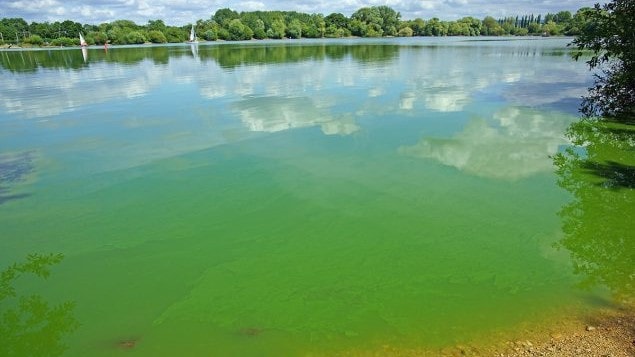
125,30,146,44
448,21,470,36
527,22,542,34
214,8,239,27
49,37,76,47
481,16,503,35
398,26,413,37
303,14,325,38
458,17,482,36
164,27,187,42
146,19,166,32
147,30,167,43
571,0,635,121
1,18,28,43
202,29,218,41
87,31,108,45
542,20,562,36
553,10,573,23
59,20,84,39
424,18,447,36
376,6,400,36
564,7,594,35
227,19,253,41
350,7,384,37
407,18,426,36
267,18,286,39
325,13,349,29
22,34,43,45
286,19,302,38
241,13,266,39
29,22,55,41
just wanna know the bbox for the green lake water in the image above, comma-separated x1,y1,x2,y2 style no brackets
1,38,633,356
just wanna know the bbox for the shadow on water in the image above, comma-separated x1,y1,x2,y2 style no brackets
0,151,34,206
553,118,635,300
0,187,31,205
0,253,79,357
582,160,635,189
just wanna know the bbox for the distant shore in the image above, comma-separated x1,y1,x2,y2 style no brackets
0,35,571,51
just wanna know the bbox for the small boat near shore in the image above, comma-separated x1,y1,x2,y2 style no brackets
79,33,88,47
188,25,198,43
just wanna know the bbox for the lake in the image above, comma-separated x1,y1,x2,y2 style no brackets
1,37,632,356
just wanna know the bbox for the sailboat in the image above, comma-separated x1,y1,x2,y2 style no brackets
188,25,198,43
79,32,88,47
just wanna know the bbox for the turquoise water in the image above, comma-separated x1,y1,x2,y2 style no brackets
1,38,630,356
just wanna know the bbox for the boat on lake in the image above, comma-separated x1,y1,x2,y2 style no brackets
79,33,88,47
188,25,197,43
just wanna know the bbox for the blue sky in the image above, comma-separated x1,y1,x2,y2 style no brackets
1,0,599,25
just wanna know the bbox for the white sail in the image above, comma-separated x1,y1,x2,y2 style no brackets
189,25,197,43
79,32,87,47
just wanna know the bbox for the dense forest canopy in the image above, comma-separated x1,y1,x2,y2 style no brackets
0,6,594,46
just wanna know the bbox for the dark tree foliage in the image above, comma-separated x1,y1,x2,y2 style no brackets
572,0,635,122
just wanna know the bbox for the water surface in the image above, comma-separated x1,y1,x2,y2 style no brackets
1,37,631,356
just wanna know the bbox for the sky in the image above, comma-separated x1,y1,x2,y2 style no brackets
1,0,600,26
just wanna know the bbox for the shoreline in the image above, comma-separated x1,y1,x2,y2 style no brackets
491,301,634,357
322,302,635,356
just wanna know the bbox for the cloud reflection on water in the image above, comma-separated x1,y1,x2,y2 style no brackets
1,60,165,118
400,106,576,180
234,96,359,136
0,40,592,175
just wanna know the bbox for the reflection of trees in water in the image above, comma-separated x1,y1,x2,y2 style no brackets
198,43,399,68
0,151,34,205
0,46,170,72
0,43,400,71
0,49,87,72
553,119,635,300
0,253,79,357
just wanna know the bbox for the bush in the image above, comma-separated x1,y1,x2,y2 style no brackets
88,31,109,45
164,28,186,42
23,35,44,45
227,19,253,41
203,29,218,41
147,30,167,43
50,37,77,47
125,31,146,44
398,26,414,37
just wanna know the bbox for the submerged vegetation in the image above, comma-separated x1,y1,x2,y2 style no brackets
1,6,593,46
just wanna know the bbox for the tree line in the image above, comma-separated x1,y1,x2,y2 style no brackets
0,6,595,46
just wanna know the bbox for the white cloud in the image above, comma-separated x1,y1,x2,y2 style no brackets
240,1,266,11
2,0,599,25
399,106,576,180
